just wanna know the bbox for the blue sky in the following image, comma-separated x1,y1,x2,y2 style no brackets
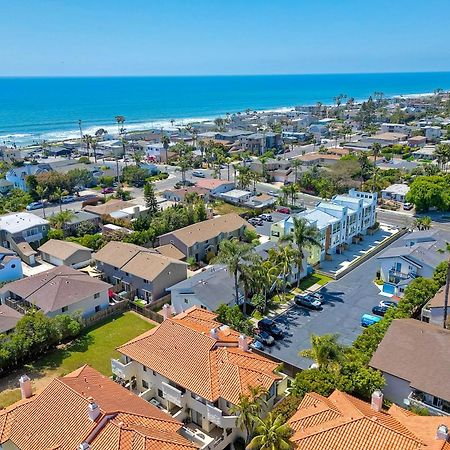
1,0,450,76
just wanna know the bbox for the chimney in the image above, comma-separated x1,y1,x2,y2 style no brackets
79,444,90,450
238,334,249,351
371,390,383,412
436,425,449,441
19,375,32,399
88,399,101,421
162,303,172,320
210,327,219,339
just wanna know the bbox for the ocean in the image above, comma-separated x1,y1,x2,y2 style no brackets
1,72,450,147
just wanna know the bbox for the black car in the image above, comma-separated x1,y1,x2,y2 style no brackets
372,305,389,316
253,330,275,346
294,294,322,310
258,318,283,339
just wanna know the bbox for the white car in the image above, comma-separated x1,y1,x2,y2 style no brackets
192,170,205,178
267,190,279,197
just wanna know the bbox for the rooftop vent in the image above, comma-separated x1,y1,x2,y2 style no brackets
436,425,449,441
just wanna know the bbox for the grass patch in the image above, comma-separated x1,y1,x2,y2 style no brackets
251,310,263,320
27,312,154,377
213,201,248,216
0,389,22,409
297,273,332,291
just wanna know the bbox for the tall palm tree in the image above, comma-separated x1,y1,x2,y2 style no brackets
291,159,302,184
35,185,48,219
115,115,126,135
161,135,170,163
213,239,255,316
280,217,321,287
371,142,381,193
49,210,76,230
52,187,68,212
230,394,258,445
272,244,299,300
250,170,261,194
247,413,294,450
300,333,344,370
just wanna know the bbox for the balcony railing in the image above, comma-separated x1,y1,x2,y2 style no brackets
389,269,417,281
162,381,186,407
206,404,238,428
111,358,134,381
408,391,450,416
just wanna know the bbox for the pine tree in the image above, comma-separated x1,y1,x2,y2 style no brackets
144,182,158,214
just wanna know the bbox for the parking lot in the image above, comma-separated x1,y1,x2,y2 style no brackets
260,242,394,371
252,211,290,237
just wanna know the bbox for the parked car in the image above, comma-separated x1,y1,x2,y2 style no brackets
101,187,115,194
379,300,398,309
26,201,45,211
248,217,264,226
61,195,77,204
294,294,322,310
259,214,272,222
371,305,389,316
250,339,265,351
192,170,205,178
307,291,324,302
403,202,413,211
276,207,291,214
258,318,283,339
361,314,382,327
253,331,274,346
268,190,279,197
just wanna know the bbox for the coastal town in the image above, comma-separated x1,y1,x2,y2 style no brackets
0,89,449,450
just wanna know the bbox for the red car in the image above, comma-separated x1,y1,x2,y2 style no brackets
101,187,115,194
276,207,291,214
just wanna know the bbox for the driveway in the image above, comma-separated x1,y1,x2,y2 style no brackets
260,244,391,371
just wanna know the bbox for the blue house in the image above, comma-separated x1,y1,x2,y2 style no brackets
6,163,52,191
0,246,22,283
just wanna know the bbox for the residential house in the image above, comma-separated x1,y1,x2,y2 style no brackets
143,141,174,162
241,132,282,154
0,178,14,194
83,199,151,221
381,183,410,203
377,230,448,296
0,304,23,334
425,126,442,142
365,132,408,146
194,179,235,196
162,186,209,203
250,158,292,182
218,189,252,205
380,122,412,136
0,212,49,264
112,307,288,450
309,118,335,136
408,135,427,147
370,319,450,416
412,146,436,160
421,284,449,326
158,213,252,262
169,265,242,314
0,246,22,283
61,210,100,234
296,152,340,166
0,265,111,319
154,243,186,261
94,241,187,303
288,388,450,450
5,163,52,191
38,239,93,268
0,365,197,450
245,193,277,209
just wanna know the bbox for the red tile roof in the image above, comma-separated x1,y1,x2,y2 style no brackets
118,307,281,405
288,390,450,450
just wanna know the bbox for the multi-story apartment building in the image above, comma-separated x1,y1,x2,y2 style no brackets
112,307,288,450
271,189,377,264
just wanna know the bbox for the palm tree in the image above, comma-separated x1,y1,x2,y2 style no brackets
52,187,68,212
35,185,48,219
272,244,299,300
247,413,294,450
49,210,75,230
250,170,261,194
115,115,126,135
300,333,344,370
213,239,256,316
230,394,258,445
236,166,252,190
161,135,170,163
292,159,302,184
371,143,381,193
414,216,432,231
280,217,321,287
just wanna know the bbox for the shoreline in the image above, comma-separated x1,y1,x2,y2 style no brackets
0,90,446,148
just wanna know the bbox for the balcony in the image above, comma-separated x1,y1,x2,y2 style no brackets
206,404,238,428
181,423,224,449
162,381,186,408
388,268,417,282
111,358,134,381
407,390,450,416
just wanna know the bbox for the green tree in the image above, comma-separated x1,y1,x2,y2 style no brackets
143,182,158,214
213,239,256,315
247,413,294,450
35,185,48,219
433,261,449,288
300,333,344,370
52,187,68,212
215,305,253,335
371,143,381,193
49,210,75,230
280,217,321,287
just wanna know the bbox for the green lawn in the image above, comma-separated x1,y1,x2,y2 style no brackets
213,201,248,216
27,311,154,376
297,273,332,291
0,390,22,409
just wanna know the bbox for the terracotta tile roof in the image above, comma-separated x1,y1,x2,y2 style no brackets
0,365,196,450
194,179,234,190
0,265,111,313
158,213,250,248
118,307,281,405
288,390,450,450
369,319,450,402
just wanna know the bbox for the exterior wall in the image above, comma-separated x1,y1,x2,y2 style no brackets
151,264,188,300
210,183,235,196
46,289,110,319
381,372,413,406
9,225,49,246
158,235,189,258
41,249,92,268
0,256,22,283
171,292,235,315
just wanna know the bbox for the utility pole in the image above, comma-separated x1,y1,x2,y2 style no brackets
78,119,84,156
444,258,450,329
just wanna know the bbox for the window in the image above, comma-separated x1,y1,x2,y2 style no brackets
144,279,149,284
62,306,68,313
142,380,149,389
95,305,101,313
143,365,147,372
184,299,189,304
11,264,15,269
94,293,100,299
158,389,164,399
